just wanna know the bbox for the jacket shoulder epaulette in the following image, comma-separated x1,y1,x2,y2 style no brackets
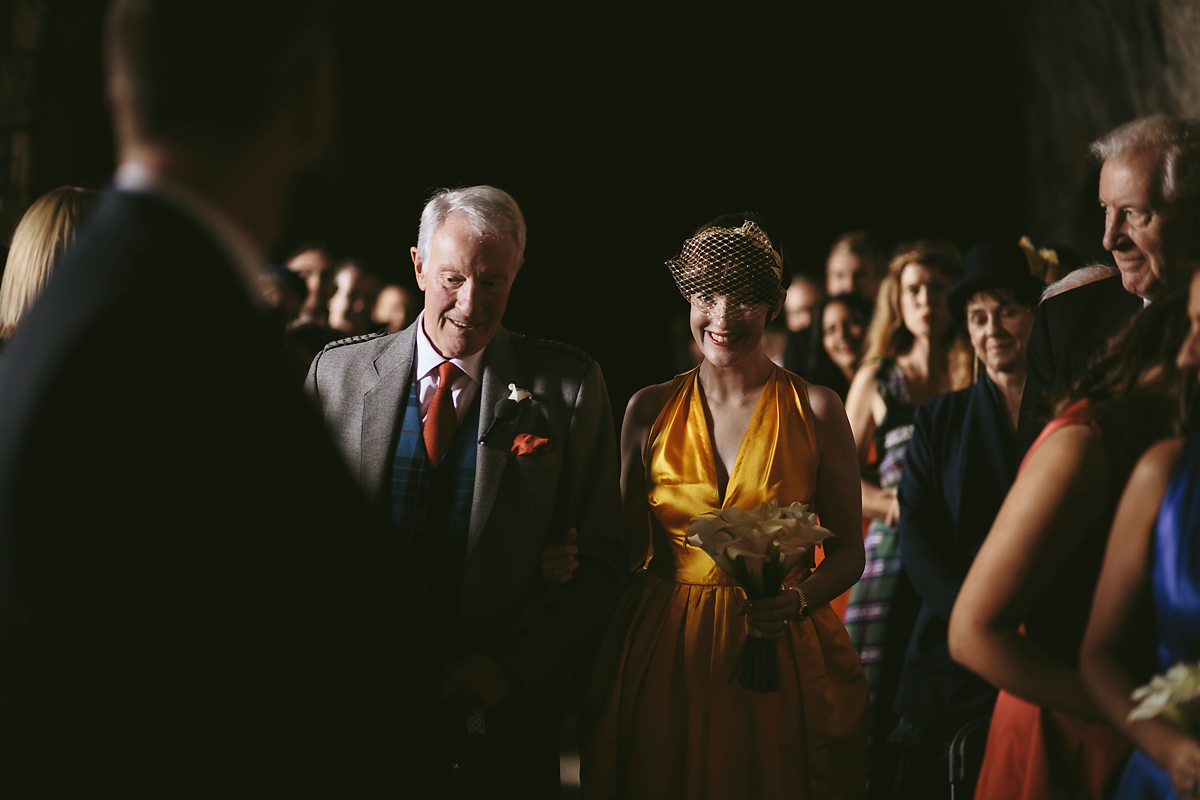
509,332,594,366
317,329,390,355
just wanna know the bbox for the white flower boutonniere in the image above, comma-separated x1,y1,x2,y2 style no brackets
479,384,534,445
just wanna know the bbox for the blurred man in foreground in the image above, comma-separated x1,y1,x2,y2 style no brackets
0,1,398,793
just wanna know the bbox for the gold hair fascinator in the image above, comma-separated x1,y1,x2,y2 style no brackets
1019,236,1058,284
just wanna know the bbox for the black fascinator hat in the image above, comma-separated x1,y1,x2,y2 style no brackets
946,241,1044,336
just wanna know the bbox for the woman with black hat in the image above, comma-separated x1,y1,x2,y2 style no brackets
888,241,1040,797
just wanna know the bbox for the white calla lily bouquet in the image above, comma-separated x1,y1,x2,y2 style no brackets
686,500,833,692
1128,661,1200,733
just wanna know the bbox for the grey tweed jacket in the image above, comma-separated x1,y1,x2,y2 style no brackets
305,322,627,716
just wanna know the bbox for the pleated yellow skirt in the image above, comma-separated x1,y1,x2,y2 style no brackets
580,565,867,800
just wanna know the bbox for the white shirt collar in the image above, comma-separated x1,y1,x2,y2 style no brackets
114,161,267,305
414,310,486,384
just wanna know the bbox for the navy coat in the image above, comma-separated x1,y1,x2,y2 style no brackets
894,374,1019,741
1016,275,1141,454
0,192,400,794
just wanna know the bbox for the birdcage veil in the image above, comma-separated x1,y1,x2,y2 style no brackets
666,219,785,320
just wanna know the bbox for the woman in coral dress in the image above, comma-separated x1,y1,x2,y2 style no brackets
576,214,869,800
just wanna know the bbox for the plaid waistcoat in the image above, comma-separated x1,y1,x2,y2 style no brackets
391,375,480,639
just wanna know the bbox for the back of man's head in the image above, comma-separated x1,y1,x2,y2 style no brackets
105,0,327,150
1091,115,1200,205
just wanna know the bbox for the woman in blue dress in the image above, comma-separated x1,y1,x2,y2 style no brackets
1081,270,1200,799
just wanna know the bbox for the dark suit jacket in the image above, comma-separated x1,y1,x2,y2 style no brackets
895,376,1017,741
306,324,627,725
0,192,398,795
1016,275,1142,454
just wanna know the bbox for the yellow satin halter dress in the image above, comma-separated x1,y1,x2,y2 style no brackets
581,366,868,800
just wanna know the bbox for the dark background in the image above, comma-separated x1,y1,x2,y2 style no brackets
30,2,1041,413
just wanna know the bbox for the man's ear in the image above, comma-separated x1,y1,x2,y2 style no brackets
411,246,427,291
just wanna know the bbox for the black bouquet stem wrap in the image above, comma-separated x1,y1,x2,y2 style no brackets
730,542,786,693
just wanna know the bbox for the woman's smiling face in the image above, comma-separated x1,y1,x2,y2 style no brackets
689,293,771,367
965,290,1035,377
822,300,866,376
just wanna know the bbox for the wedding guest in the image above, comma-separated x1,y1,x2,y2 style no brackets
788,292,873,400
306,185,627,798
892,241,1041,797
0,187,100,347
373,282,418,334
580,213,868,799
258,261,306,329
843,239,971,797
827,230,886,305
1080,268,1200,800
781,273,822,375
1018,115,1200,450
286,242,337,325
949,289,1192,800
785,272,825,331
327,260,382,336
0,1,399,794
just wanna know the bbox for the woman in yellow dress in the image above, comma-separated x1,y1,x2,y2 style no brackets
571,213,869,799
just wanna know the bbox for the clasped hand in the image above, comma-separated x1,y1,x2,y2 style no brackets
1165,733,1200,798
437,653,512,711
741,590,802,640
540,527,579,584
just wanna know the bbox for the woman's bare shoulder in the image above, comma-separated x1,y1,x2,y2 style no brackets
804,382,845,421
1132,437,1187,485
625,380,675,430
1014,422,1113,504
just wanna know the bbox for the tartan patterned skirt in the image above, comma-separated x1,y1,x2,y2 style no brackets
843,518,902,698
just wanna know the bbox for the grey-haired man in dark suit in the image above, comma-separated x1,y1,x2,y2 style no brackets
307,185,627,798
1018,114,1200,452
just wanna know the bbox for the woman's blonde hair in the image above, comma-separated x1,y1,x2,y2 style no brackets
864,239,972,390
0,187,101,339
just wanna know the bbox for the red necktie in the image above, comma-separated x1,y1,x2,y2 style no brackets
424,361,462,468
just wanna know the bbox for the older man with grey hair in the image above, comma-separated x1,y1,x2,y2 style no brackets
307,185,627,797
1017,114,1200,451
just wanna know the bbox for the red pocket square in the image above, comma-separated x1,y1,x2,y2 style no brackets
511,433,551,455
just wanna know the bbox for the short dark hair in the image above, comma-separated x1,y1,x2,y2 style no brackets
105,0,327,148
968,285,1039,313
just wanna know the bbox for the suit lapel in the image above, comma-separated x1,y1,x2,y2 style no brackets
468,327,522,560
361,326,417,501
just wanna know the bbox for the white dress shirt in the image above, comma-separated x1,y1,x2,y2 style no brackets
414,311,485,425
